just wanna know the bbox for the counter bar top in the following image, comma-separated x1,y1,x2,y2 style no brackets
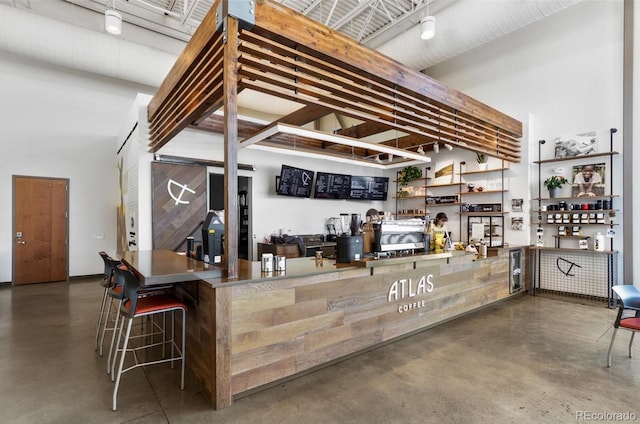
117,249,468,287
118,249,222,286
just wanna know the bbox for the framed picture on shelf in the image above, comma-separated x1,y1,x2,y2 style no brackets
554,131,597,158
571,163,605,197
433,160,454,184
511,198,523,212
511,217,523,231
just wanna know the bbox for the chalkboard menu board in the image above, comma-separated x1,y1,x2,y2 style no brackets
277,165,314,198
314,172,351,199
349,176,389,201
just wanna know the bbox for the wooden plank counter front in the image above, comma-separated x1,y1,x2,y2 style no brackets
139,247,529,410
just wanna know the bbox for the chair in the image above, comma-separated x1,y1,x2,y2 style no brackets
111,266,187,411
95,252,122,355
607,285,640,367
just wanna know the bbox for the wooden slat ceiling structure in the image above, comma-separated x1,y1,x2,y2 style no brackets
148,0,522,169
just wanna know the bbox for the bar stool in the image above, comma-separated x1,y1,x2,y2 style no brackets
111,266,187,411
95,252,121,354
607,284,640,367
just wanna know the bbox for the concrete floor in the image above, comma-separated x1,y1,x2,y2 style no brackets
0,278,638,424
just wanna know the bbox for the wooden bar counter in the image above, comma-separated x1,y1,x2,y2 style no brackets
120,247,527,410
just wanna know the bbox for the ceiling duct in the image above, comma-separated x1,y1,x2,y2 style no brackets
377,0,583,71
0,4,174,87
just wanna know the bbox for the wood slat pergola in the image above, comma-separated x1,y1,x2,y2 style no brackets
148,0,523,278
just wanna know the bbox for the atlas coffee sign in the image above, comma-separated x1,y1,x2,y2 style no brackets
387,274,434,313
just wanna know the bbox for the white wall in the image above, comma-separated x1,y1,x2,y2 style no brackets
0,0,627,282
157,128,391,260
0,51,154,282
426,0,624,259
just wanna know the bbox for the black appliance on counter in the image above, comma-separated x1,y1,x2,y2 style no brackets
336,235,364,263
202,210,224,264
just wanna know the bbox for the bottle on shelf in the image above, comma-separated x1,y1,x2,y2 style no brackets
594,232,605,252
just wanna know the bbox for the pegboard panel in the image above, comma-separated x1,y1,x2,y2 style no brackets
534,250,617,303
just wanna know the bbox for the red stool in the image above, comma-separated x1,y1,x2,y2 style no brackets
111,267,187,411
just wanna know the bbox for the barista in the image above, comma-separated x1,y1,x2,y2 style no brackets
429,212,449,252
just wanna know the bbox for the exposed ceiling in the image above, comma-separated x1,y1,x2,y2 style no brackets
62,0,441,49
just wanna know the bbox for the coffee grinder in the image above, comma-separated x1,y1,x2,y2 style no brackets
336,213,363,263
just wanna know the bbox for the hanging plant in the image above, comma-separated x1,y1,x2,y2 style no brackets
476,153,488,164
398,166,423,186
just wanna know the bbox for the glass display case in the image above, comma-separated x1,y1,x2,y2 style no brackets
467,215,503,247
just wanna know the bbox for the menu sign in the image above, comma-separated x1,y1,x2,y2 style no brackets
349,176,389,201
277,165,314,198
314,172,351,199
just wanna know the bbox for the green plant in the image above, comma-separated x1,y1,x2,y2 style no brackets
543,175,568,190
398,166,422,186
476,153,488,163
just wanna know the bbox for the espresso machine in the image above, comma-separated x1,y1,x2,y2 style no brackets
372,219,426,253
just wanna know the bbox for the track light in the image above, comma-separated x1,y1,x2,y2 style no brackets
387,154,394,163
105,0,122,35
417,145,425,155
375,155,383,164
444,143,454,151
420,16,436,40
433,142,439,153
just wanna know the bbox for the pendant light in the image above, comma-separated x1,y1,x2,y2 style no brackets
420,1,436,40
105,0,122,35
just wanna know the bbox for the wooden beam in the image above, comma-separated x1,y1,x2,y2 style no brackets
252,1,522,137
224,16,240,281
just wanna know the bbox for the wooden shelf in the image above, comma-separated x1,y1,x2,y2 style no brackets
422,182,461,188
458,190,507,195
426,202,461,207
458,167,509,175
530,246,617,254
533,151,619,164
552,235,590,239
392,176,430,183
460,211,507,216
532,194,618,201
532,209,616,214
393,195,425,200
534,222,617,226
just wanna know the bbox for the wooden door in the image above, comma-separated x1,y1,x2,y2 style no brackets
13,176,69,285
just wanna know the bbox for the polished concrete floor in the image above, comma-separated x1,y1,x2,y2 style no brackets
0,278,638,424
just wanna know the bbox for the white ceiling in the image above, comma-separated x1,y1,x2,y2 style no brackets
57,0,441,48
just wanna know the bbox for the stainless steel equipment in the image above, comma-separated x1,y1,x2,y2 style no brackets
373,219,426,252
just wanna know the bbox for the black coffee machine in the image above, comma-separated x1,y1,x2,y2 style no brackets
336,213,363,263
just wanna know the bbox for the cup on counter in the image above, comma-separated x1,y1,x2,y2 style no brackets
315,250,323,267
274,255,286,272
261,253,274,272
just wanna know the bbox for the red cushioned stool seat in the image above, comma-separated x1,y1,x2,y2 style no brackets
111,266,187,411
607,285,640,367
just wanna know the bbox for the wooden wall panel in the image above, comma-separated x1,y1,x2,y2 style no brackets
151,162,207,251
179,248,528,408
227,249,523,395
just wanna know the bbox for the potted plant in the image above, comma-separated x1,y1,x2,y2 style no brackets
543,175,568,198
608,210,616,224
476,153,489,170
397,166,422,198
397,166,422,187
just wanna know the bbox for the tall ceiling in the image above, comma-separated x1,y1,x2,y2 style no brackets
62,0,441,48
